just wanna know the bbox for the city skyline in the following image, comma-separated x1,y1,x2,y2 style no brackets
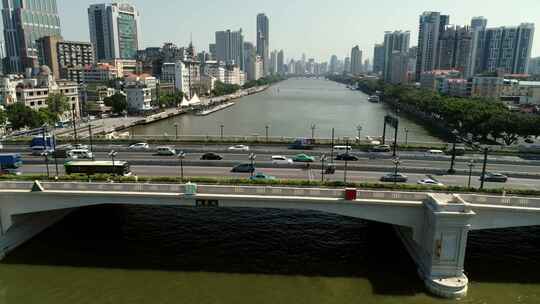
48,0,540,62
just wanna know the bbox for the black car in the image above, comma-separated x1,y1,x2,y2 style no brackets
201,153,223,160
231,164,255,173
380,173,408,183
335,153,359,161
480,173,508,183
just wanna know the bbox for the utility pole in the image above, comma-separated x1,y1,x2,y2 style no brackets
72,104,78,143
480,148,489,190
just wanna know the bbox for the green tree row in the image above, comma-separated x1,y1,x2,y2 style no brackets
3,94,72,130
242,75,286,89
212,81,241,97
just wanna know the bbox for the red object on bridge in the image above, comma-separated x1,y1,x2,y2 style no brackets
345,188,357,201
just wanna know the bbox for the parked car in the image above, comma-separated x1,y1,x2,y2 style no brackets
371,145,391,152
128,143,150,151
335,153,359,161
380,173,408,183
201,153,223,160
418,179,444,186
293,154,315,163
231,164,255,173
156,146,176,156
272,155,293,165
480,173,508,183
250,172,276,181
228,145,250,152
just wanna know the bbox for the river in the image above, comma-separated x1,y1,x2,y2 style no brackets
0,205,539,303
131,78,441,143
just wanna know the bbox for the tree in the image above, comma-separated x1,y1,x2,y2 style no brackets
0,108,7,126
46,93,71,122
212,81,240,96
6,103,42,130
104,93,127,114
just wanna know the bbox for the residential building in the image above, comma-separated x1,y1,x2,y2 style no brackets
383,31,410,82
2,0,62,73
204,61,226,83
471,76,504,99
82,63,119,83
161,62,176,84
329,55,339,74
420,69,461,92
344,57,351,74
277,50,285,75
270,50,278,74
416,11,450,81
37,36,95,81
101,59,139,77
224,65,245,86
174,60,200,98
471,17,488,31
88,3,141,60
243,42,262,81
257,13,270,75
85,85,115,114
125,74,156,113
350,46,363,75
389,51,410,84
436,26,477,78
529,57,540,75
215,29,244,70
373,44,385,74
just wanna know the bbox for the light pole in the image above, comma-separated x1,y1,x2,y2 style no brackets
330,128,335,161
404,128,409,146
480,147,489,190
265,125,270,143
393,157,401,186
108,150,118,177
249,153,256,178
344,137,350,184
174,123,179,140
88,124,94,160
468,160,475,189
220,124,224,141
356,125,363,143
448,129,459,175
43,152,50,179
72,104,78,143
311,124,317,141
177,151,186,182
321,154,327,183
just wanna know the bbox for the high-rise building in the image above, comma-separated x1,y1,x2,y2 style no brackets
329,55,339,74
529,57,540,75
88,3,141,60
416,11,449,80
243,42,261,81
344,57,351,74
350,46,363,75
475,23,535,75
215,29,244,70
383,31,410,82
256,13,270,75
436,26,477,77
471,17,488,31
2,0,62,73
373,44,385,74
37,36,95,82
277,50,285,75
390,51,410,84
270,50,278,74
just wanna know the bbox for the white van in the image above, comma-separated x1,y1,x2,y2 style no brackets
333,146,353,153
156,146,176,156
68,149,94,160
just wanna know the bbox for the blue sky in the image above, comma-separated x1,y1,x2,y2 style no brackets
58,0,540,62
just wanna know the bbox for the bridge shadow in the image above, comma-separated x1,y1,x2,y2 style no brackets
2,205,426,297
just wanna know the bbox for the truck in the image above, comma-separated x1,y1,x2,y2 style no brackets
30,135,56,156
0,153,23,174
289,138,315,150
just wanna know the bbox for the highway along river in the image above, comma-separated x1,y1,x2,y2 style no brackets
131,78,442,143
0,205,539,303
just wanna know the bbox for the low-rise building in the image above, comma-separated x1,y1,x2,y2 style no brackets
224,65,245,86
470,76,504,99
125,74,157,113
420,70,461,92
82,63,119,83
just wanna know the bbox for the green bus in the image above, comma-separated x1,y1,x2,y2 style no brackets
64,161,132,176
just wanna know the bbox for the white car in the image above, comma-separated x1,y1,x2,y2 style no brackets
228,145,250,152
272,155,293,165
128,143,150,151
156,146,176,156
418,179,445,187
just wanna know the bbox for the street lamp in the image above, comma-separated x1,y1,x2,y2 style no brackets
220,124,224,141
174,123,179,140
311,124,317,141
88,124,94,160
108,150,118,177
72,104,78,143
393,157,401,186
177,151,186,182
343,137,350,184
404,128,409,146
467,160,475,189
321,154,327,183
330,128,335,161
480,147,489,190
448,129,459,175
249,153,257,178
265,125,270,143
356,125,363,142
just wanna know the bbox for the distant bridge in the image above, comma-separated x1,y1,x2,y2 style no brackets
1,181,540,299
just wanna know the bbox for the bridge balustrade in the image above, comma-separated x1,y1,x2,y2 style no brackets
460,194,540,209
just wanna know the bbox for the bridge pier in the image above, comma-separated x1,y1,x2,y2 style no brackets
396,194,475,299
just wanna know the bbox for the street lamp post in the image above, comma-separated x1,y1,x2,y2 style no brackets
174,123,179,140
404,128,409,146
43,152,50,179
311,124,316,141
330,128,335,161
265,125,270,143
344,137,350,184
393,157,401,186
177,151,186,182
220,124,224,141
356,125,363,143
88,124,94,160
448,129,459,175
108,150,118,177
321,154,327,183
480,147,489,190
72,104,78,143
468,160,475,189
249,153,257,178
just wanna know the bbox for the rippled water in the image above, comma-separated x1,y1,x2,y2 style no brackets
0,205,539,303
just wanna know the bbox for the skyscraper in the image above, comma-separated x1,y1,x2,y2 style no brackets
215,29,245,70
329,55,339,74
344,57,351,74
277,50,285,75
383,31,410,82
416,11,449,80
270,50,278,74
373,44,385,74
3,0,62,73
88,3,141,60
256,13,270,76
436,26,476,77
471,17,488,31
350,46,363,75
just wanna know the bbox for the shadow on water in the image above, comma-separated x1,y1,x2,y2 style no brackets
1,205,425,297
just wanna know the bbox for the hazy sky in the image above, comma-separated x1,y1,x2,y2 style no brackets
58,0,540,62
